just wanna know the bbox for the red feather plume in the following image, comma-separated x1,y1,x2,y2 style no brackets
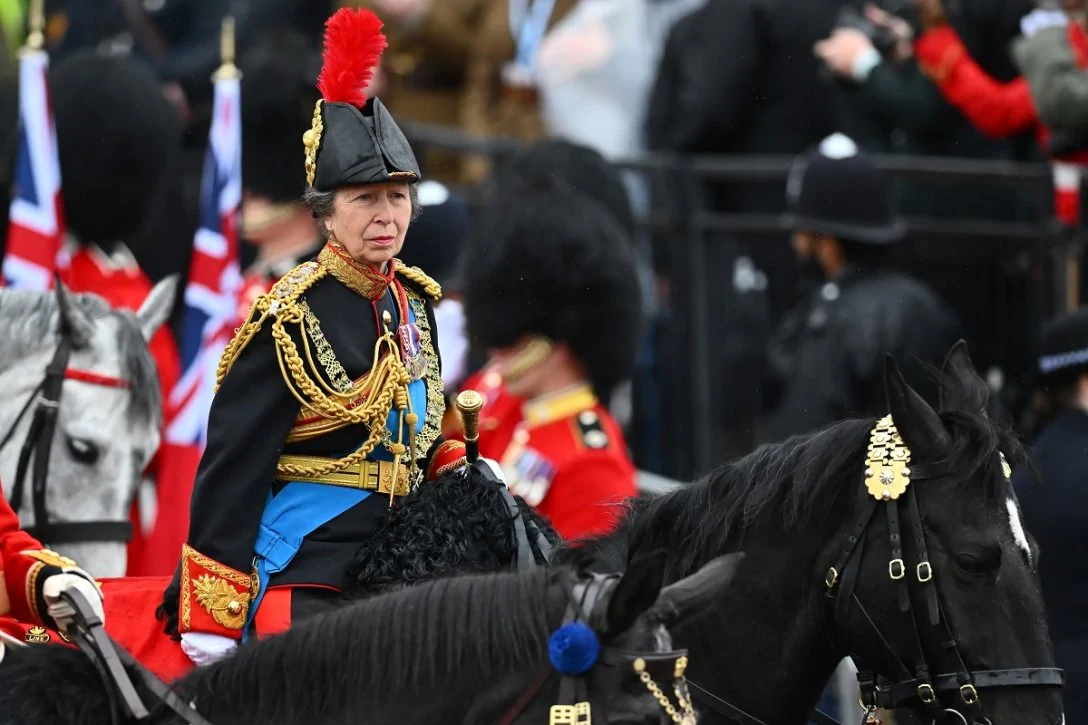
316,8,387,108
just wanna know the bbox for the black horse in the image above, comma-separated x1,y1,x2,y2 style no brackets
0,550,744,724
558,343,1065,724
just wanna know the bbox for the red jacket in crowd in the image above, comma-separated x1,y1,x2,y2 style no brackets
914,21,1088,159
456,369,638,542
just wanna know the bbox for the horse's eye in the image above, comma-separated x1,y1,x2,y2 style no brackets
955,546,1002,577
66,436,100,465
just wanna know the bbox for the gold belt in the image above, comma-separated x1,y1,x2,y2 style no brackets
274,455,410,497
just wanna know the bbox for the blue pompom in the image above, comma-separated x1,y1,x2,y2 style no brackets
548,622,600,676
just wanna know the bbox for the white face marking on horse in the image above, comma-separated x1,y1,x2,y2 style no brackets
1006,496,1032,564
652,623,673,652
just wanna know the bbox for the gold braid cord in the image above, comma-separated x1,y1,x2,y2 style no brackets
395,261,442,301
215,260,413,480
302,99,324,187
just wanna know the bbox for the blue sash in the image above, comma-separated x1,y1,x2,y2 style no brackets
243,304,428,640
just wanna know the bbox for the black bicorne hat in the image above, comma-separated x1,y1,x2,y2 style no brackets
303,8,420,192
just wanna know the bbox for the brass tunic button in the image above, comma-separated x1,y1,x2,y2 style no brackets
227,601,243,616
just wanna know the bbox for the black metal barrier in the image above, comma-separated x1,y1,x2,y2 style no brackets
400,121,1080,479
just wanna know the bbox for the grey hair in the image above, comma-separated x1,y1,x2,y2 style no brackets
303,182,422,240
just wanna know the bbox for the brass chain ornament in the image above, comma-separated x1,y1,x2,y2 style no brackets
633,656,698,725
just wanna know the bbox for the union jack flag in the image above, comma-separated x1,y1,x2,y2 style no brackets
166,72,242,447
3,46,67,289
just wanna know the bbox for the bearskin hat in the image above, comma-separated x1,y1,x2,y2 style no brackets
240,29,321,203
49,50,181,248
305,8,420,191
462,182,642,400
493,139,637,240
1037,308,1088,385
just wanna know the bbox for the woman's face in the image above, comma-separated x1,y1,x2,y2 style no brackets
324,182,412,267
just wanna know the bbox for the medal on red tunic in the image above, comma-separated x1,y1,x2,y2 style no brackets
398,322,428,382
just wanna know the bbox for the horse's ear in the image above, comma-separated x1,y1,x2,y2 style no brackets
652,552,745,627
53,278,93,348
135,275,179,342
605,549,668,637
884,355,950,453
938,340,990,414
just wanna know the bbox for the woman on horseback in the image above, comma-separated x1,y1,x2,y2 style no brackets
161,7,466,667
0,491,104,643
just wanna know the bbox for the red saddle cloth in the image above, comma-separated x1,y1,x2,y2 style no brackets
1,577,299,683
0,577,192,682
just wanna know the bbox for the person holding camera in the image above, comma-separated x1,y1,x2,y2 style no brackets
813,0,1032,174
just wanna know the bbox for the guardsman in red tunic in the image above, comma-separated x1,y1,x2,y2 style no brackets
159,9,466,667
0,490,104,645
455,179,643,542
48,49,186,577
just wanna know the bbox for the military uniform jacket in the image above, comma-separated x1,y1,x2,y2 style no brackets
177,241,465,639
460,371,638,541
0,490,83,632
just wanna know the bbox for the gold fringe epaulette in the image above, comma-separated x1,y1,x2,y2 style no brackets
214,260,326,390
394,260,441,301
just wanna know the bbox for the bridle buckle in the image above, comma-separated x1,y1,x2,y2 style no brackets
959,683,979,706
916,560,933,582
825,566,839,589
917,683,936,704
888,558,905,580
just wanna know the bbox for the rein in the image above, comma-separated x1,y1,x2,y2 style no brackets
687,415,1063,725
57,587,211,725
0,328,134,545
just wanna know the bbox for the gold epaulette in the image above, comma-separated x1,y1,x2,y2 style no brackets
394,260,442,301
214,260,327,390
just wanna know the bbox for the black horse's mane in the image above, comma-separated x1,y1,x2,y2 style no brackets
580,406,1027,578
180,565,570,722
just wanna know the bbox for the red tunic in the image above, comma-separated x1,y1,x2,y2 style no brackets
0,492,93,652
60,244,183,577
457,371,638,541
914,22,1088,164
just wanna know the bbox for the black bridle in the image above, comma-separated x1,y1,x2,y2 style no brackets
55,586,211,725
0,327,134,545
823,456,1063,724
499,570,695,725
686,419,1063,725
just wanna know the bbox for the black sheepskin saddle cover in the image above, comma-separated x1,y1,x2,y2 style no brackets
346,464,562,596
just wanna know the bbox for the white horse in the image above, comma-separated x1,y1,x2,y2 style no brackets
0,278,175,577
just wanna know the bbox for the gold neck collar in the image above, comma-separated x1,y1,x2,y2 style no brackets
317,239,394,300
523,383,598,427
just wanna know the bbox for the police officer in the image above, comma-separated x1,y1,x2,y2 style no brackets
763,133,961,441
1013,308,1088,723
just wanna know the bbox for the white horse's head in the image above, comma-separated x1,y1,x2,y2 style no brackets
0,277,176,577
